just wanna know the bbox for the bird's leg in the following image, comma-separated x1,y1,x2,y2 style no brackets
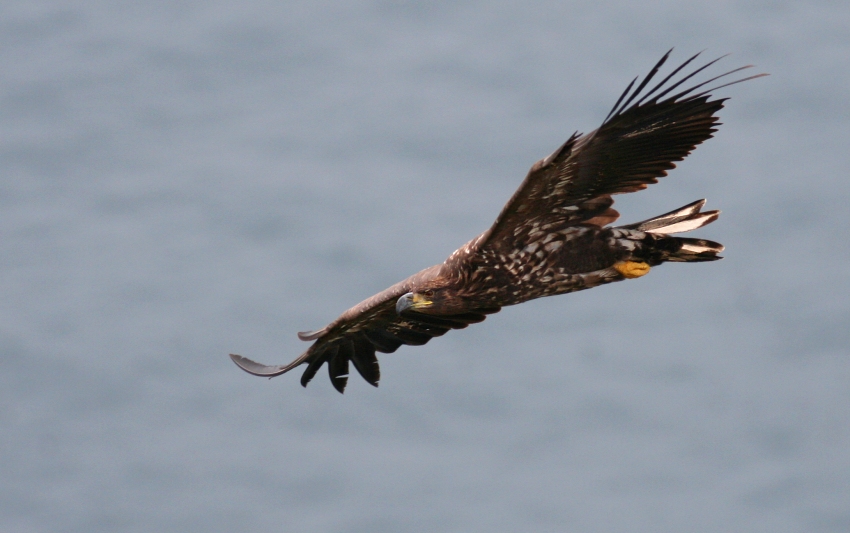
613,261,651,279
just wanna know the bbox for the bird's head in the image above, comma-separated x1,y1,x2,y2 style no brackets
396,285,464,316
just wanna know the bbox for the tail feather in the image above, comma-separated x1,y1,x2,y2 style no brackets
619,199,725,263
666,236,725,262
620,199,719,234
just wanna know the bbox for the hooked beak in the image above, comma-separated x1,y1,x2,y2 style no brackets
396,292,432,315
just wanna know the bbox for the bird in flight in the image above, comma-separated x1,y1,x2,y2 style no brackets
230,50,765,393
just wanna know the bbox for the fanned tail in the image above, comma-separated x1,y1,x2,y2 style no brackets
619,199,719,234
664,236,724,262
619,199,725,263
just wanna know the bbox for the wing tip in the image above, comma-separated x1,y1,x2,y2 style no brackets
606,50,766,124
330,375,348,394
229,351,309,378
298,328,326,341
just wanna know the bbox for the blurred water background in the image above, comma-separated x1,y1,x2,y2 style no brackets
2,1,849,531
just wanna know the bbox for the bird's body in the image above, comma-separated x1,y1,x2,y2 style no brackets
230,50,765,392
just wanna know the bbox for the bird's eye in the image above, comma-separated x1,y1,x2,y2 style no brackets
423,289,435,297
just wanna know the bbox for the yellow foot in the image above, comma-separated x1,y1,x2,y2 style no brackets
613,261,651,279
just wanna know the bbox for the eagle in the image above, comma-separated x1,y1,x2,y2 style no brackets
230,50,765,393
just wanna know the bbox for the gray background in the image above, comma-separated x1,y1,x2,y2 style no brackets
2,1,849,532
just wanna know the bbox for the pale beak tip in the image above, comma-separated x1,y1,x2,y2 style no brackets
396,292,414,315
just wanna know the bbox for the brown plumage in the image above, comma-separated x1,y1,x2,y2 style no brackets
230,50,766,392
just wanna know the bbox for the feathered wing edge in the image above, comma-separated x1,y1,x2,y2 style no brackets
230,51,765,393
230,352,310,378
477,50,766,252
603,48,767,125
229,306,502,393
229,264,503,393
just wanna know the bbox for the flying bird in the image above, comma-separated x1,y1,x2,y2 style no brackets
230,50,765,393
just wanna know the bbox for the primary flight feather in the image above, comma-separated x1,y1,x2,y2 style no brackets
230,50,765,393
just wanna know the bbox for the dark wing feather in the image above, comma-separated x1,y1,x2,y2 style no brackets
349,337,380,386
299,352,326,387
229,264,501,392
478,51,765,251
327,346,349,393
230,51,765,392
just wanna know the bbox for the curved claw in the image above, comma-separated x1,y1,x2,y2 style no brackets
229,352,308,377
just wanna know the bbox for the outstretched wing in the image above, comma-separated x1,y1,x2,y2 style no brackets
231,50,765,393
230,265,500,393
477,50,766,252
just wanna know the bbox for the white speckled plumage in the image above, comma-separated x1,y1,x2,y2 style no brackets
229,50,764,392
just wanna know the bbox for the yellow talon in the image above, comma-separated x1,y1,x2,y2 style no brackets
614,261,651,279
